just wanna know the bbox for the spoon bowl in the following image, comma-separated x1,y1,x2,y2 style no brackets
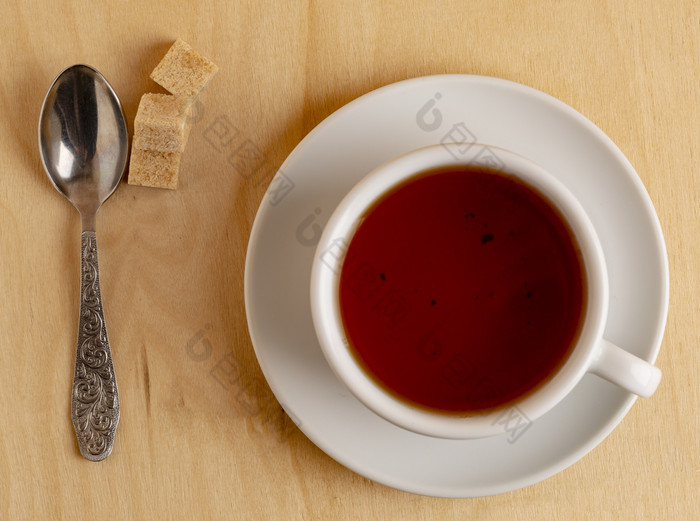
39,64,128,227
38,64,127,461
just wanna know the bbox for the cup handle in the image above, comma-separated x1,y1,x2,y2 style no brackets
589,339,662,398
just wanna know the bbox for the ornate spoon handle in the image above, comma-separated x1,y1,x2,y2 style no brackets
71,231,119,461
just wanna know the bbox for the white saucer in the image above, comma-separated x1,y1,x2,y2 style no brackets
244,75,668,497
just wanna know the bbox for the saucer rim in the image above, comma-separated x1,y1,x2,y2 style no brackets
243,74,669,497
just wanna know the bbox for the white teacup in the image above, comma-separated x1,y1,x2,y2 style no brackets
310,143,661,439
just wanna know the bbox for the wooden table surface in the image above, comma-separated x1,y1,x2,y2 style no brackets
1,1,697,519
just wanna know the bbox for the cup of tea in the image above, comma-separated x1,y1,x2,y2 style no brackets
310,143,661,439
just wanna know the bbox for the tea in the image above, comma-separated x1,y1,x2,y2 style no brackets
339,166,586,414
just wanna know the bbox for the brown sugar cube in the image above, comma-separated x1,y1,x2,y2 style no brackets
132,94,189,152
150,39,218,98
128,148,182,190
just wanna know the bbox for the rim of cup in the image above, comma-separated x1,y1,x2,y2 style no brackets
310,143,608,439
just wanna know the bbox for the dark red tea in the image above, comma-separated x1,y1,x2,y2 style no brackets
339,166,586,414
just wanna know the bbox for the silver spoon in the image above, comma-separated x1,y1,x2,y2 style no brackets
39,64,128,461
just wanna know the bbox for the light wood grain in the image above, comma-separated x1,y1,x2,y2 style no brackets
0,0,697,519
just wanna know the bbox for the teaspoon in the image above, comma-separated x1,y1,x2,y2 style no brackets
38,64,128,461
